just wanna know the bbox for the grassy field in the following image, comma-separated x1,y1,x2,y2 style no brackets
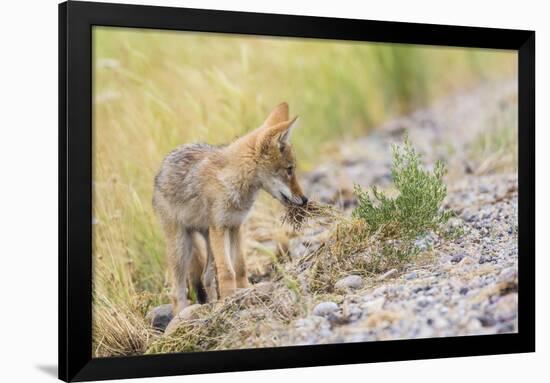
91,26,516,356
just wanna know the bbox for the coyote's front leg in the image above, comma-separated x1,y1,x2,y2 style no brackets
231,227,249,288
209,226,237,299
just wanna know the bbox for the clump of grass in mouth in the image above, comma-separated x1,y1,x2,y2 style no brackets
282,201,339,231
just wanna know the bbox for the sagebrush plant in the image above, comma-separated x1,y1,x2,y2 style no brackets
352,136,451,240
305,138,452,293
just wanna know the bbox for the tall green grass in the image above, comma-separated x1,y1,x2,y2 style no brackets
93,28,516,168
469,94,518,173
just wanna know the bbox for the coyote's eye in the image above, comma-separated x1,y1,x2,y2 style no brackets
286,166,294,176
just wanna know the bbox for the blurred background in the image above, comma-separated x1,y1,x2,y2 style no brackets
91,27,517,356
93,27,516,169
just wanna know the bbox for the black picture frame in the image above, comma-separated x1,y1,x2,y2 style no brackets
59,1,535,381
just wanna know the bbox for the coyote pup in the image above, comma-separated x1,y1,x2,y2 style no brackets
153,103,307,313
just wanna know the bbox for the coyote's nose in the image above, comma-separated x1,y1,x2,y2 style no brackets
301,196,308,205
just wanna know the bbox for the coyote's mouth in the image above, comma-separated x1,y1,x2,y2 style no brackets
280,192,294,206
280,192,304,206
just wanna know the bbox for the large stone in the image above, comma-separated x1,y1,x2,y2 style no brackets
498,267,518,283
361,297,385,313
253,281,276,295
164,304,202,336
146,304,174,332
450,253,465,264
335,275,364,291
377,268,398,281
312,301,339,317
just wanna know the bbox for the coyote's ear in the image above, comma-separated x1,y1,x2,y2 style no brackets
261,102,289,128
258,116,299,154
277,116,299,149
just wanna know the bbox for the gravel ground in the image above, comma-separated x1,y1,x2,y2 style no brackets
279,173,518,345
275,80,519,344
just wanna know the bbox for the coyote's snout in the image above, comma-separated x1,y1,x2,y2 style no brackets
153,103,307,313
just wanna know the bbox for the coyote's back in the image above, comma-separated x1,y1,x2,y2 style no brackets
153,143,222,229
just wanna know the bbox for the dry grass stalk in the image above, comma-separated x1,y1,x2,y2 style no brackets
92,295,158,357
296,218,417,294
282,201,339,231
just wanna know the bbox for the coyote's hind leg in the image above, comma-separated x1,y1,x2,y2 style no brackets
164,222,193,314
202,229,218,302
189,231,208,304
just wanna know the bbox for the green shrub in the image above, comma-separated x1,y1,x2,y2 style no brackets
352,137,451,240
305,138,452,293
